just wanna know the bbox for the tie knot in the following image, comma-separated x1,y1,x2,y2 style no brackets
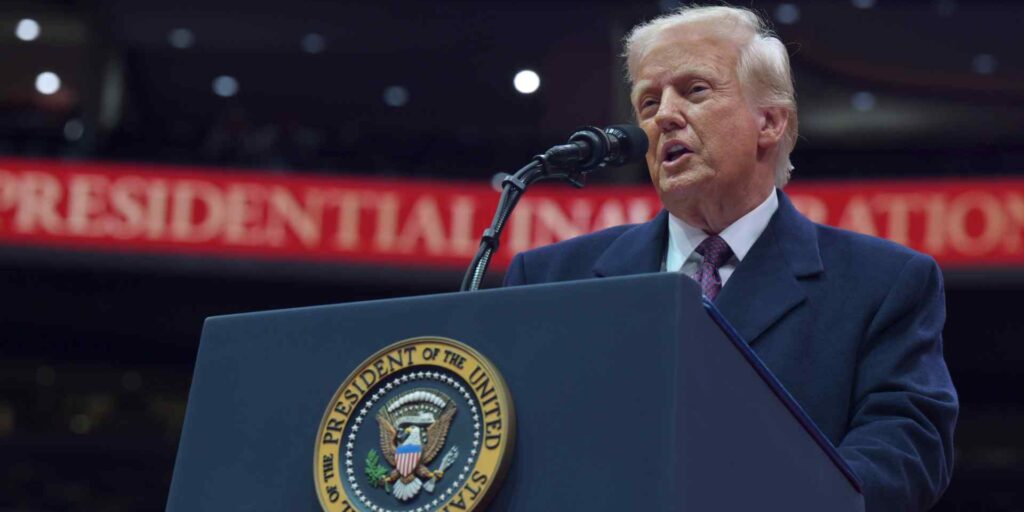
695,235,733,268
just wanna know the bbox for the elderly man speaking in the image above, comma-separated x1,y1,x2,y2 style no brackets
504,5,957,512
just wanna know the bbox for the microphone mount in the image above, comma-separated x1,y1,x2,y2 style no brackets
458,154,575,293
544,126,614,172
460,125,647,292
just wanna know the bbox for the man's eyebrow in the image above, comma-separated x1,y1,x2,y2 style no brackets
630,65,723,102
630,80,655,104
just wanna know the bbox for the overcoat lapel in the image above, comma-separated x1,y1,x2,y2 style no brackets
588,192,822,346
715,191,824,345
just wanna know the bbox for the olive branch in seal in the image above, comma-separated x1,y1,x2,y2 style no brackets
365,449,391,491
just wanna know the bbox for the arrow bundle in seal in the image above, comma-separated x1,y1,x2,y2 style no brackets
423,447,459,493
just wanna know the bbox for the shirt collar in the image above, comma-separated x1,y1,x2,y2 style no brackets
665,188,779,272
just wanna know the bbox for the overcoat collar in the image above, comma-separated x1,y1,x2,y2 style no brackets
591,190,824,345
591,210,669,278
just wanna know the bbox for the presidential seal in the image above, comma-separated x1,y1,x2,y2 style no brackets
314,337,515,512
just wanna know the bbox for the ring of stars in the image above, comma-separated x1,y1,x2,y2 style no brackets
343,369,482,512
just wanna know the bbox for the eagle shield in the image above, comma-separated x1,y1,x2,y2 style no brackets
395,443,421,477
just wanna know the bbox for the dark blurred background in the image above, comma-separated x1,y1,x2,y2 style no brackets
1,0,1022,510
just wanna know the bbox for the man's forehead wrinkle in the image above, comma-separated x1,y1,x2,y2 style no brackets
633,40,735,87
628,19,750,103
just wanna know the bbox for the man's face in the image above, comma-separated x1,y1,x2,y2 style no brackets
631,23,772,229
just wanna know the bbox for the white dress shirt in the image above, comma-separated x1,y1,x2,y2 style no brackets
664,189,779,286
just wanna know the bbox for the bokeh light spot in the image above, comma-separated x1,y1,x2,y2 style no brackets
15,19,40,41
168,28,195,49
775,4,800,25
382,85,410,107
513,70,540,94
851,91,877,112
212,75,239,97
35,71,61,95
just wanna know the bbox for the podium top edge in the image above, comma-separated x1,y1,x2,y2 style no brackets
203,273,698,323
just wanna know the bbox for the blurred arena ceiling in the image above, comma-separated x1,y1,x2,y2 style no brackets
1,0,1022,161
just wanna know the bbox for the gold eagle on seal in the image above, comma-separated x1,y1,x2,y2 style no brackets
376,388,458,501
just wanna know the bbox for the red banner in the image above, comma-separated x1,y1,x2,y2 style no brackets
1,158,1022,269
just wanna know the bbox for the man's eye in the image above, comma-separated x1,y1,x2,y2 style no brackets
690,84,709,95
639,99,658,111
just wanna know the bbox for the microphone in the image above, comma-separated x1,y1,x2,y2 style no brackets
544,124,649,171
461,123,647,291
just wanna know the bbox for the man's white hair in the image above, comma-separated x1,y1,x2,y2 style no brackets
624,5,798,187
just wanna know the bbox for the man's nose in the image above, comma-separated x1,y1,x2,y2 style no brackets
653,90,686,133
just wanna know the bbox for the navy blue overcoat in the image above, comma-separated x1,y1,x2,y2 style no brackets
504,190,958,512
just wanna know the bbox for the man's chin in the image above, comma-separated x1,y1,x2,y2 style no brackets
657,165,716,210
656,169,709,198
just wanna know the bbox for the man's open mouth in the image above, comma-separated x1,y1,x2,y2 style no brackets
662,142,692,163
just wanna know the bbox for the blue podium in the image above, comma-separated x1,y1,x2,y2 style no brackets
167,273,863,511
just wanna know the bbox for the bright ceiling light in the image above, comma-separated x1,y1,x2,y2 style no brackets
513,70,540,94
16,19,40,41
35,71,61,95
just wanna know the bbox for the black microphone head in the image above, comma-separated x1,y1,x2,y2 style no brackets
605,124,648,166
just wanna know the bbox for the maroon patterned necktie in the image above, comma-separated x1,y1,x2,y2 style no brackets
694,235,734,300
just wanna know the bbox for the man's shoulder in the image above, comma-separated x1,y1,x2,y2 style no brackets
504,221,651,286
518,223,638,261
813,222,939,278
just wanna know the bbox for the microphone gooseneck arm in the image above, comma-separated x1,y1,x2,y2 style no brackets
459,154,571,292
460,124,648,292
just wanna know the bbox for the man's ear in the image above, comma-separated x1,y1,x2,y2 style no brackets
757,106,789,149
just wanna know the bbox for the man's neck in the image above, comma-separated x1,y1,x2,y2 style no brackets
675,185,776,234
664,188,779,273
